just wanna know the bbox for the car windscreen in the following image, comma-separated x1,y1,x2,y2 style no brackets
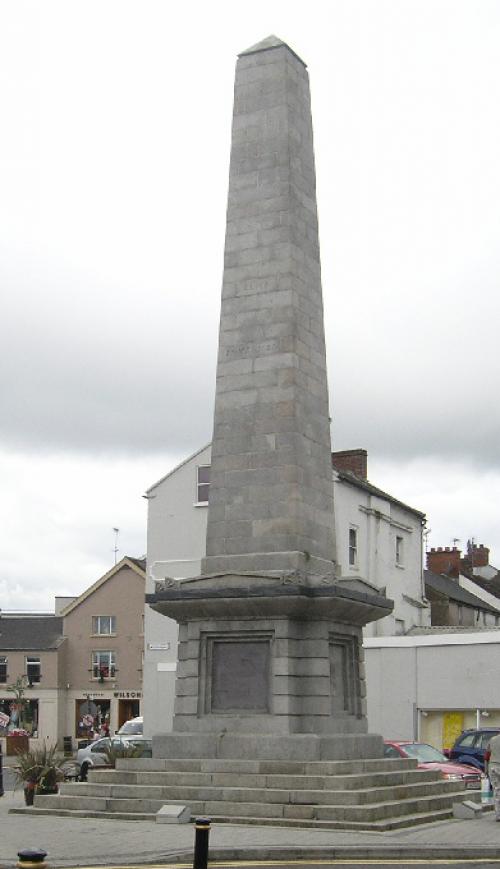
402,743,447,763
117,720,142,734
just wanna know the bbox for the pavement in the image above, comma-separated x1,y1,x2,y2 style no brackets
1,789,500,868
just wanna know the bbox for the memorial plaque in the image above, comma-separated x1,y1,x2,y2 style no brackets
210,639,270,713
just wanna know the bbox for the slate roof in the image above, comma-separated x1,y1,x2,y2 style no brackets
424,570,500,614
408,625,500,635
463,570,500,601
335,470,426,520
0,616,64,651
127,556,146,571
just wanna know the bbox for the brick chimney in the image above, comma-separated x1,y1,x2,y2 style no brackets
332,449,368,480
427,546,461,579
461,543,490,572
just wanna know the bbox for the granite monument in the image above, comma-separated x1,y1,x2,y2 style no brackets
147,36,393,761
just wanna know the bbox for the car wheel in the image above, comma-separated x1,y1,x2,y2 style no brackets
79,763,89,782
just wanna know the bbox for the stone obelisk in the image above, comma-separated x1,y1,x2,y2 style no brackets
148,37,392,761
202,35,336,581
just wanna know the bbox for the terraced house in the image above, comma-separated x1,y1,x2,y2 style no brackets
0,556,145,752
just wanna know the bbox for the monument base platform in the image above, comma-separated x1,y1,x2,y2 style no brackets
152,731,384,761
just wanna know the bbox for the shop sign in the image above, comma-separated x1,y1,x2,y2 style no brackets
148,643,170,650
113,691,142,699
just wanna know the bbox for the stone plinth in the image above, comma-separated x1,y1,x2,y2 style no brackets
148,571,393,752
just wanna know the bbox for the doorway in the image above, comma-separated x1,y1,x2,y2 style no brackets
118,698,140,728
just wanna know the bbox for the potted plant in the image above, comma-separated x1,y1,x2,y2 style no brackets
12,743,67,805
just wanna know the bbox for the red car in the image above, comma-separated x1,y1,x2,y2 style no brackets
384,740,483,789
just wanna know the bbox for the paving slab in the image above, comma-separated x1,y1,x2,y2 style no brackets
1,789,500,867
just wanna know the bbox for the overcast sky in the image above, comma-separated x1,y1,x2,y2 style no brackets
1,0,500,610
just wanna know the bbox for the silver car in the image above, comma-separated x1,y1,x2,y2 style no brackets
76,736,150,781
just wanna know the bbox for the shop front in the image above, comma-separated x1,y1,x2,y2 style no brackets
69,690,142,744
75,696,111,741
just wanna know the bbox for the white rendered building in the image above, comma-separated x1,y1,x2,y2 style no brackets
143,445,430,735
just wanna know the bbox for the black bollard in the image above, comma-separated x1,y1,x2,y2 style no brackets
17,850,48,869
0,742,3,797
193,817,211,869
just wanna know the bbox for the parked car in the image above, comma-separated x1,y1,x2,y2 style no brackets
447,728,500,771
384,740,483,788
116,715,143,738
76,736,151,781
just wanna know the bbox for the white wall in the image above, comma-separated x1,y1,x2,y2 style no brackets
365,631,500,744
143,445,210,736
334,473,428,637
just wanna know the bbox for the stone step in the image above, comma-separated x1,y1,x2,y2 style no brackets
89,766,439,790
18,754,471,831
117,756,417,776
10,804,454,831
64,777,463,806
32,794,205,814
33,786,467,824
200,806,456,832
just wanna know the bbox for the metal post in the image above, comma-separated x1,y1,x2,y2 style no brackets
17,850,48,869
0,742,4,797
193,817,211,869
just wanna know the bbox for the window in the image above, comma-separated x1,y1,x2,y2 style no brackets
384,744,402,758
0,697,39,736
395,619,405,636
348,527,358,567
92,651,116,680
196,465,210,504
91,738,111,753
26,657,41,684
92,615,116,635
395,535,404,566
0,656,7,683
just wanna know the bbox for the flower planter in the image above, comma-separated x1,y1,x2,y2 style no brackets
6,735,29,756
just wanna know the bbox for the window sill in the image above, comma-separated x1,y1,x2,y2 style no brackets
395,563,405,570
90,634,117,638
193,502,208,508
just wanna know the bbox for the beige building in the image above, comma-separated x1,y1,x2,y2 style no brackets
60,557,145,743
0,557,146,751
